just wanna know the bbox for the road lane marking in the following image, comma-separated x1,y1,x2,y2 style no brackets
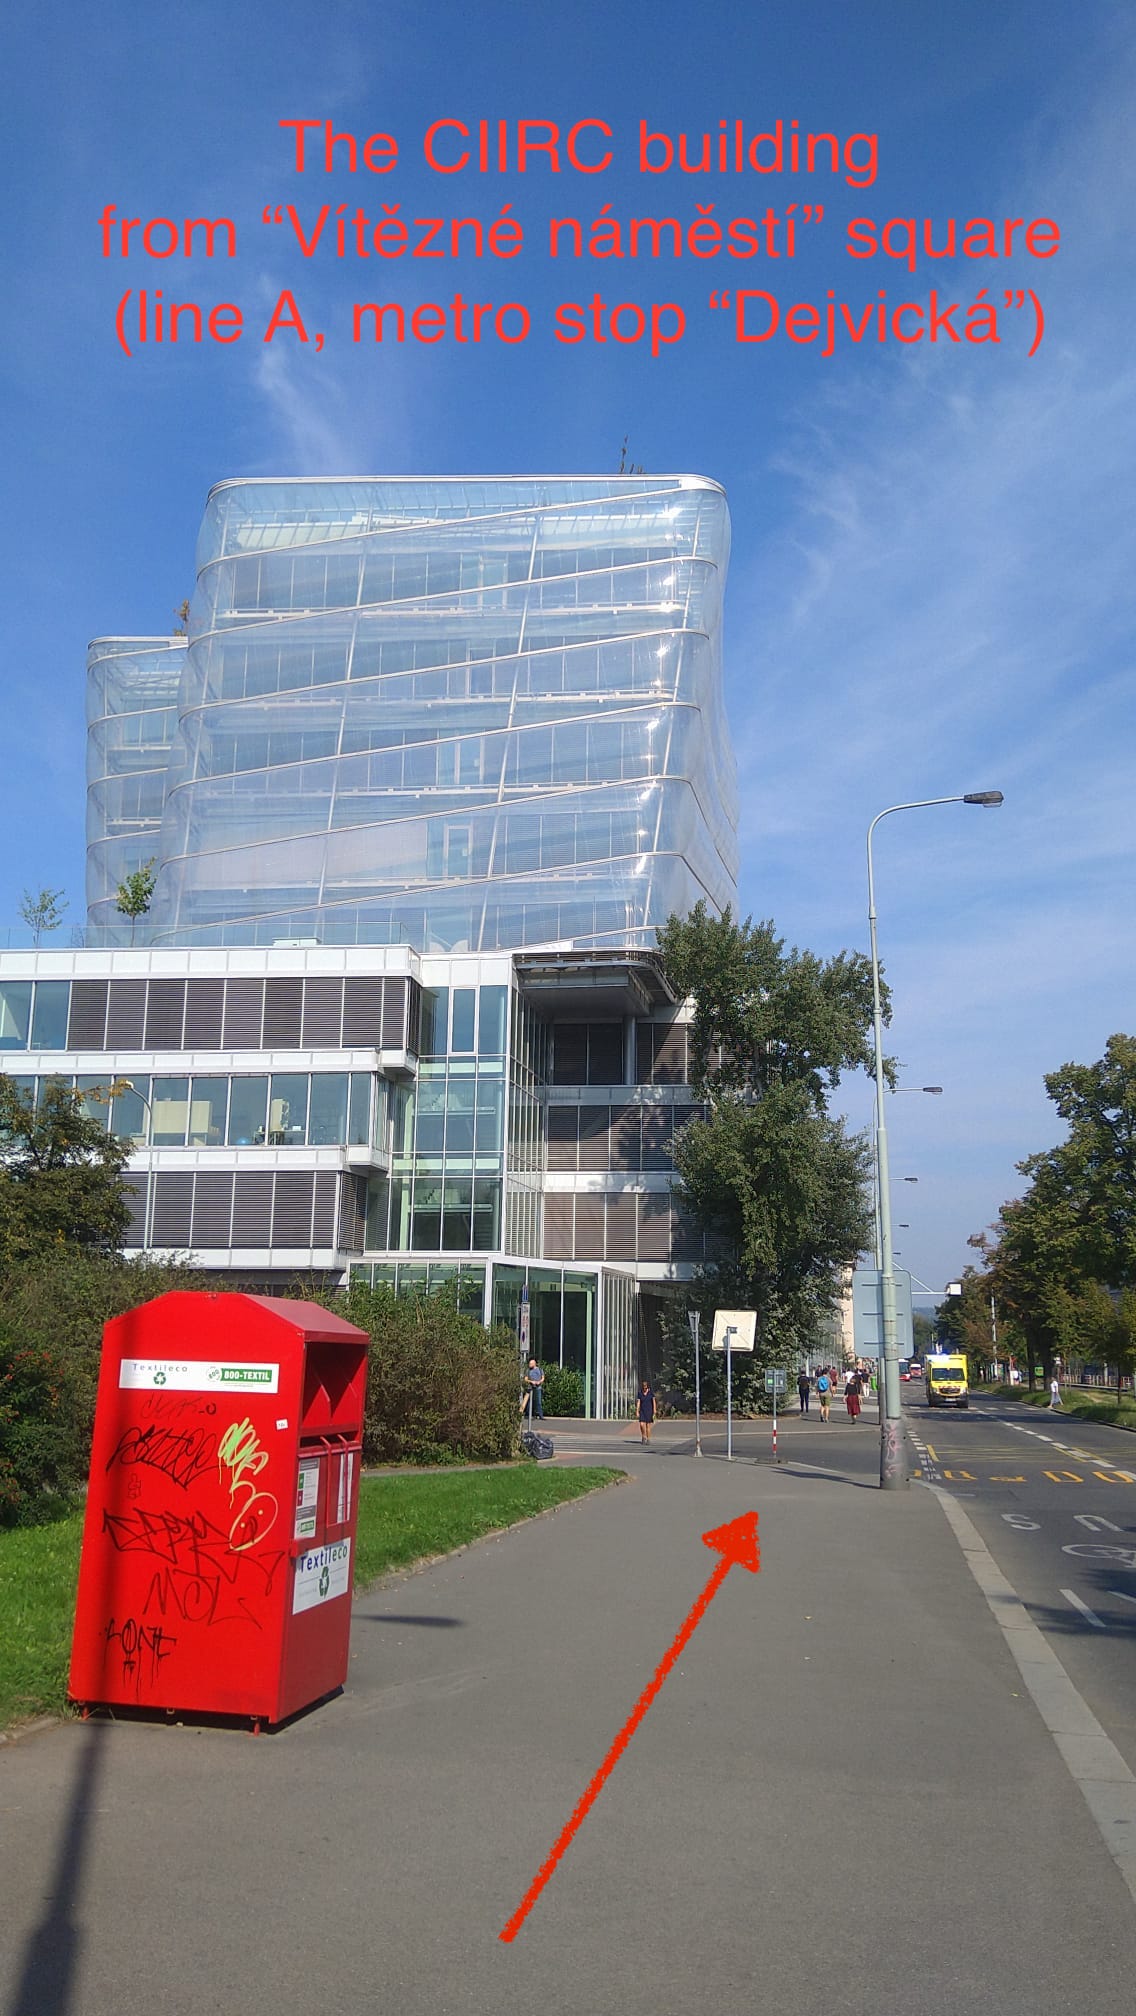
1001,1512,1040,1530
1044,1470,1084,1483
925,1443,937,1460
990,1475,1027,1483
1063,1588,1108,1629
1075,1514,1123,1534
1094,1471,1126,1484
942,1469,977,1481
928,1487,1136,1912
1111,1590,1136,1607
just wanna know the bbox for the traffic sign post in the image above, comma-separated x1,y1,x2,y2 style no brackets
688,1308,703,1457
711,1311,756,1463
764,1367,786,1464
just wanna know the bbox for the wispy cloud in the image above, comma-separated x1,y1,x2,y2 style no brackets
729,42,1136,1281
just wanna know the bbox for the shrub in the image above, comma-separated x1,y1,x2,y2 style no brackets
538,1361,584,1416
340,1281,521,1465
0,1249,208,1524
0,1334,86,1526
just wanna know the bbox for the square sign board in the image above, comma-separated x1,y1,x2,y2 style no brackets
711,1310,757,1353
764,1368,787,1393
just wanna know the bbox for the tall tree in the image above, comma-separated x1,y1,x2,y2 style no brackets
0,1076,132,1266
18,887,67,947
655,904,880,1363
1022,1034,1136,1291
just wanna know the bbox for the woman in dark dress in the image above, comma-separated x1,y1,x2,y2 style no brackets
636,1380,656,1444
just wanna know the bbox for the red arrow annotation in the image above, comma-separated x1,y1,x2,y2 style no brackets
499,1509,761,1943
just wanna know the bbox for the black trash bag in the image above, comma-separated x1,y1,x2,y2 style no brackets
520,1430,555,1460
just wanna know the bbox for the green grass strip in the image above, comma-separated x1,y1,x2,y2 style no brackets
0,1467,620,1731
352,1466,621,1586
989,1384,1136,1429
0,1512,85,1728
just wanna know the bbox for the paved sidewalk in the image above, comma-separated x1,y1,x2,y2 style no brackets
3,1440,1136,2015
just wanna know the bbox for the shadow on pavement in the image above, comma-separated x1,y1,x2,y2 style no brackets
355,1614,465,1628
6,1719,106,2016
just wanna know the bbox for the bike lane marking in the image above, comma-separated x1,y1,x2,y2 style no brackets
928,1484,1136,1912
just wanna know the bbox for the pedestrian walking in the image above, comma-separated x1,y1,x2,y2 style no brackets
524,1358,545,1419
797,1369,811,1415
1049,1373,1062,1410
816,1368,832,1421
636,1379,656,1444
845,1371,862,1421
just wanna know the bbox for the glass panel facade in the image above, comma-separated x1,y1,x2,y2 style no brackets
85,478,737,951
85,637,186,943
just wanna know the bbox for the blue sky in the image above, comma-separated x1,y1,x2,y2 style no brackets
4,0,1134,1296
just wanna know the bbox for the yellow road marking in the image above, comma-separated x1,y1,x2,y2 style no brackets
1044,1470,1084,1482
990,1475,1027,1483
1093,1470,1131,1484
926,1444,937,1461
943,1469,977,1481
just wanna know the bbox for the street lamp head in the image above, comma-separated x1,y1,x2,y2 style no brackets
922,1086,943,1094
962,791,1004,807
903,1176,919,1183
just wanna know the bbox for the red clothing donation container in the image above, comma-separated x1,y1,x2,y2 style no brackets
69,1292,370,1729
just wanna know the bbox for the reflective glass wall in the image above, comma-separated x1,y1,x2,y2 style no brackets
88,477,737,951
86,638,187,942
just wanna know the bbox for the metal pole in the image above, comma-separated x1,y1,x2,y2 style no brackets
868,811,908,1491
689,1308,703,1456
772,1382,778,1465
865,791,1002,1487
725,1327,735,1461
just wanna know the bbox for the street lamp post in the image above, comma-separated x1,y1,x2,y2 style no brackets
868,791,1003,1490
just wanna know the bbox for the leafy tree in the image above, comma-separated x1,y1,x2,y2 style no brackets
173,598,191,635
114,858,158,945
0,1075,132,1267
655,905,879,1370
18,886,67,946
1022,1035,1136,1292
935,1266,996,1376
911,1310,937,1355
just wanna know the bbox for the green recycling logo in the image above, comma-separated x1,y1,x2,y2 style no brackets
319,1564,331,1598
153,1369,167,1386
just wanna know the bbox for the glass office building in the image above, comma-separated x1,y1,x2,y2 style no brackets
86,476,736,953
0,474,743,1415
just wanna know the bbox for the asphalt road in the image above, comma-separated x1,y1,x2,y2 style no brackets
903,1388,1136,1776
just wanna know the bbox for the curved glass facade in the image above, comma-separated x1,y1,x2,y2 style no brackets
86,637,186,941
88,477,737,952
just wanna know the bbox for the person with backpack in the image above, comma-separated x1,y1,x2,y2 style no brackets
816,1368,832,1421
797,1369,812,1415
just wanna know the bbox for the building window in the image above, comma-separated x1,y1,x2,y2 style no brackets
0,982,32,1051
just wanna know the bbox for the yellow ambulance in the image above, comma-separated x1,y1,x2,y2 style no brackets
925,1354,969,1409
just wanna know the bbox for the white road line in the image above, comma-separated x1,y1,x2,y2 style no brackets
929,1487,1136,1911
1110,1589,1136,1607
1062,1588,1108,1629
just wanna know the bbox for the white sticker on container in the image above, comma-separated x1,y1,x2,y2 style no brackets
292,1540,351,1614
118,1359,280,1393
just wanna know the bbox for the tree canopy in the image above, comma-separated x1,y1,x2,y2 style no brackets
0,1075,133,1267
655,904,879,1364
957,1035,1136,1391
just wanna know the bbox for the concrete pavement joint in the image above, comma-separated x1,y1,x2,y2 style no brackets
929,1484,1136,1913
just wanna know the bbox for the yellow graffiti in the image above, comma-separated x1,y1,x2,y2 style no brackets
218,1417,278,1552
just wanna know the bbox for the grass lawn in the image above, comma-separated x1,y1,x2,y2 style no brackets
352,1466,620,1585
0,1511,85,1729
0,1465,619,1732
991,1383,1136,1429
